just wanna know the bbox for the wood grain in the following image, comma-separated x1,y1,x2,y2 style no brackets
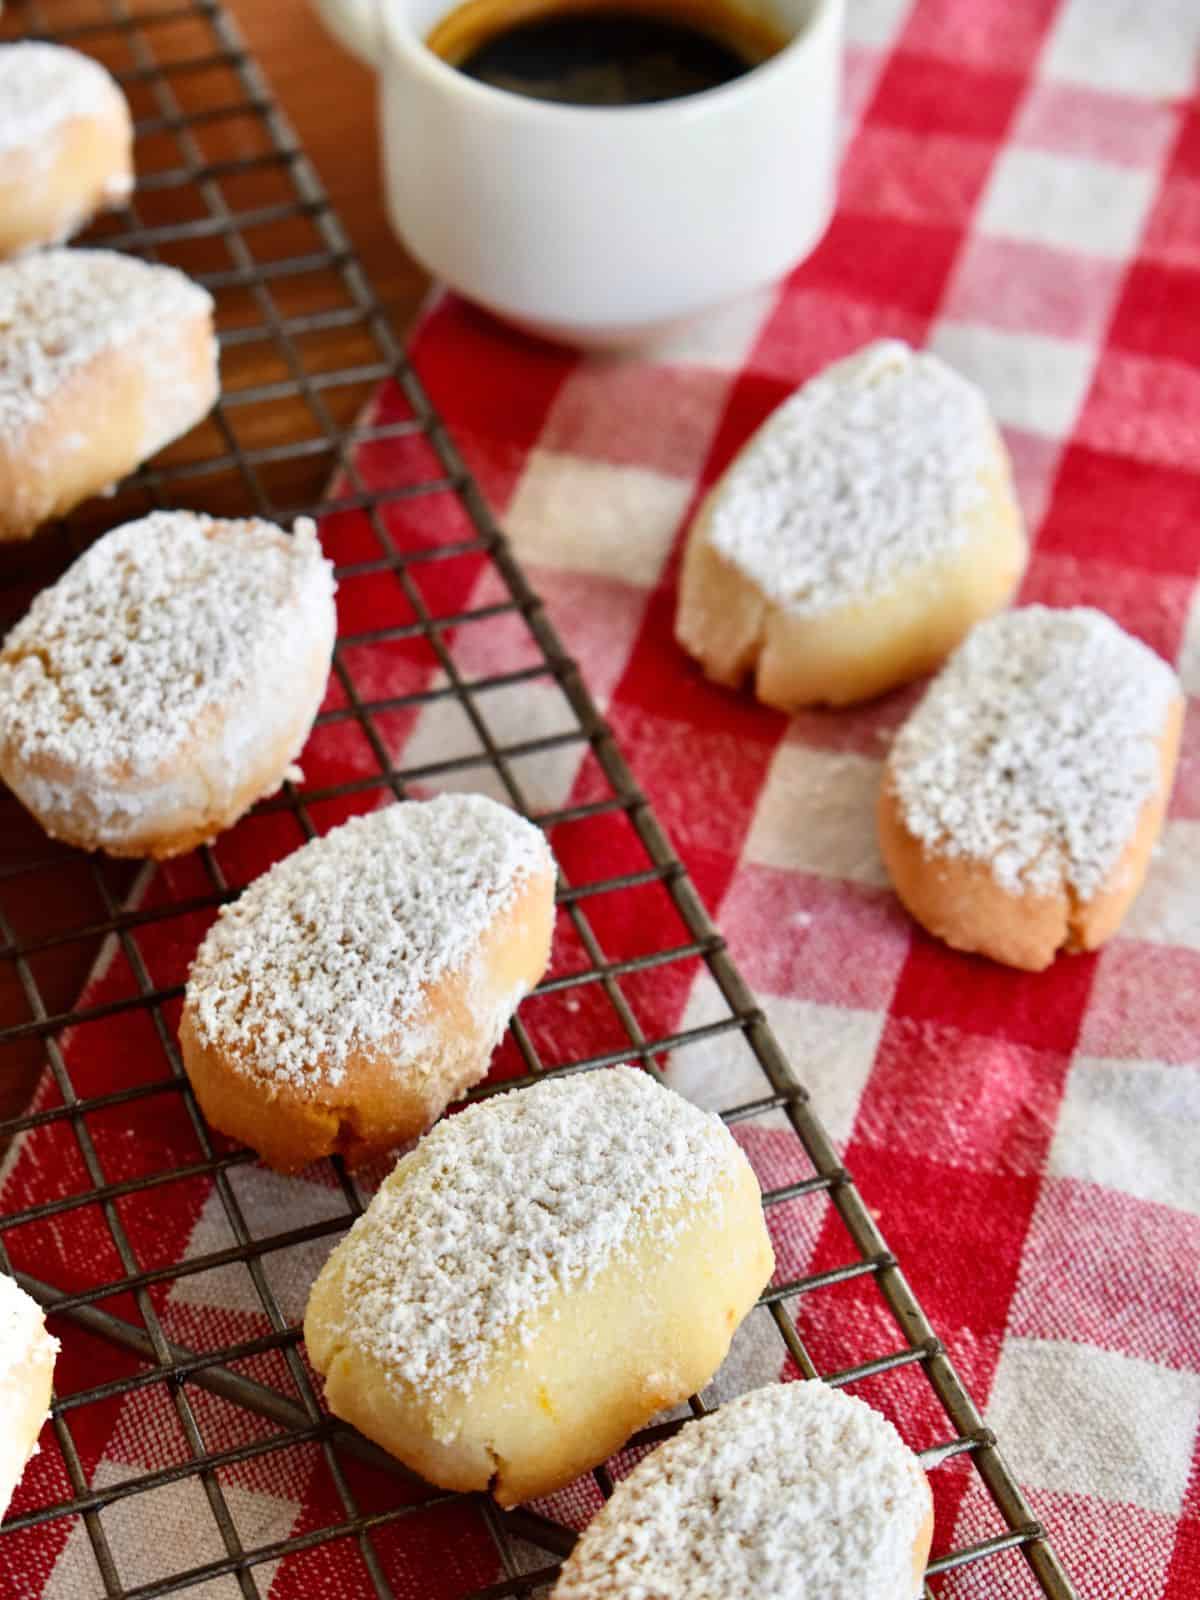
228,0,431,331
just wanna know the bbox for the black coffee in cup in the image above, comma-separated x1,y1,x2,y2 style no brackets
425,0,789,105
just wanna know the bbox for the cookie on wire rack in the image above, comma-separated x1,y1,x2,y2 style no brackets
0,248,218,539
304,1066,775,1505
551,1379,932,1598
0,1274,58,1522
0,510,336,858
675,339,1027,708
180,793,557,1172
879,605,1183,970
0,42,133,258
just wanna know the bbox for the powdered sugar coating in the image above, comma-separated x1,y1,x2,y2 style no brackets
326,1068,745,1399
0,511,334,786
889,606,1179,899
707,340,995,615
554,1381,929,1600
0,1274,50,1393
0,249,211,436
0,43,127,155
187,794,552,1091
0,1273,58,1520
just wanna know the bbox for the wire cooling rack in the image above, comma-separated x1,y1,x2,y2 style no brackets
0,3,1079,1597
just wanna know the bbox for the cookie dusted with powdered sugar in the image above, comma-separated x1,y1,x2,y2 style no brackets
879,606,1183,970
0,1274,58,1522
0,511,335,857
552,1380,932,1600
675,339,1027,708
180,794,557,1172
0,249,217,539
304,1067,774,1505
0,43,133,258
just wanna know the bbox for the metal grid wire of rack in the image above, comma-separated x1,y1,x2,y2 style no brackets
0,3,1078,1598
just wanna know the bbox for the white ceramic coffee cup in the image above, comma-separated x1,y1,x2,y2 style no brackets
312,0,841,345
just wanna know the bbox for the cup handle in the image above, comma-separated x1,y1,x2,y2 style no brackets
309,0,382,67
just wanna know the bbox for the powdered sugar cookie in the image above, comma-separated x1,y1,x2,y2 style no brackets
676,340,1027,708
0,43,133,258
552,1380,932,1599
304,1067,773,1505
0,248,217,540
0,1274,58,1522
0,511,336,857
180,794,557,1172
879,606,1183,970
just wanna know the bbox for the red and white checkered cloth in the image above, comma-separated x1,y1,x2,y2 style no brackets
3,0,1200,1595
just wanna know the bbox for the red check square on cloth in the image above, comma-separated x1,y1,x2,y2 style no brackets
3,0,1200,1596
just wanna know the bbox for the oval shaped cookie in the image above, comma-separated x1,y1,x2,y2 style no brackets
0,511,336,857
552,1380,932,1600
879,605,1183,969
181,793,556,1171
304,1066,774,1505
0,42,133,258
675,339,1027,708
0,1274,58,1522
0,248,218,539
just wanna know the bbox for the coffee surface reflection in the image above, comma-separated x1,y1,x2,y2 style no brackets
425,0,789,105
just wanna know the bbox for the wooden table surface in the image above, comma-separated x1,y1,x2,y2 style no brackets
0,1,430,1128
230,0,432,337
